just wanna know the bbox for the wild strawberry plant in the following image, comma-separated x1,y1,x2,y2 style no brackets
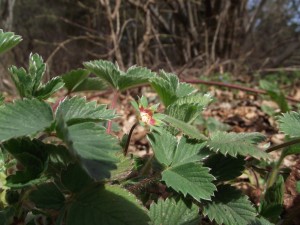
0,30,300,225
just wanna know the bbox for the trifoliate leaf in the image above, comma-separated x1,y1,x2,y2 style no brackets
166,93,212,122
83,60,120,88
278,111,300,137
162,162,216,201
149,198,200,225
66,185,150,225
55,96,116,125
117,66,156,91
29,183,65,210
0,99,53,141
203,185,257,225
204,154,245,182
0,30,22,54
207,131,268,159
61,68,90,92
148,130,210,167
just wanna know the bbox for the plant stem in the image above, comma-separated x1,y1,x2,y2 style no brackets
124,123,138,156
106,90,119,134
265,137,300,153
266,152,285,189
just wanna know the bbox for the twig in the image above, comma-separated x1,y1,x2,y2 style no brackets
124,123,138,156
182,79,300,103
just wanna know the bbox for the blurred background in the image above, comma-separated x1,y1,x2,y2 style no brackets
1,0,300,91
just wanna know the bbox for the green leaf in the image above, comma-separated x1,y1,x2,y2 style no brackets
29,53,46,93
8,66,32,97
259,80,289,113
166,93,212,123
72,77,108,92
283,142,300,156
61,163,93,193
203,185,257,225
260,175,284,221
149,198,200,225
205,117,231,133
204,154,245,182
35,76,64,99
207,131,268,159
29,183,65,210
248,217,275,225
110,154,135,181
83,60,120,88
162,162,216,201
66,185,150,225
162,115,207,140
55,96,116,125
61,69,90,92
2,138,49,187
148,130,210,167
0,99,53,142
117,66,156,91
278,111,300,137
0,207,15,225
176,83,196,98
56,116,120,180
296,181,300,193
148,130,177,166
0,30,22,54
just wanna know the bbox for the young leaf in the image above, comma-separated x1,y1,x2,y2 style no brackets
29,183,65,210
259,175,284,221
278,111,300,137
162,162,216,201
0,99,53,142
203,185,257,225
207,131,268,159
66,185,150,225
166,93,212,123
150,71,194,107
35,76,64,99
55,96,116,125
204,154,245,182
83,60,120,88
29,53,46,93
149,198,200,225
162,115,207,140
0,30,22,54
61,69,90,92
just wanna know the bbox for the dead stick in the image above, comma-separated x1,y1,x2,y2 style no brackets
182,79,300,103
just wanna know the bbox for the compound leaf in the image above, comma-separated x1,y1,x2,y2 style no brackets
203,185,257,225
118,66,156,91
149,198,200,225
162,162,216,201
0,99,53,142
278,111,300,138
207,131,268,159
61,69,90,92
66,185,150,225
83,60,120,88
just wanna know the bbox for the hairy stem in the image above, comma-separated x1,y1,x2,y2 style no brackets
265,137,300,153
266,153,285,189
106,90,119,134
124,123,138,156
